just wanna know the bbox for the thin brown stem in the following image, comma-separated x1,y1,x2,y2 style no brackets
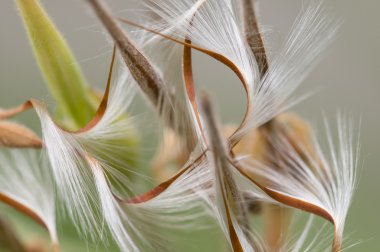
86,0,196,150
239,0,268,77
332,232,342,252
87,0,164,106
116,17,251,148
239,2,295,250
0,193,47,229
200,94,255,251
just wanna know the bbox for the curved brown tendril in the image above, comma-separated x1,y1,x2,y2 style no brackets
0,47,116,238
0,45,116,135
228,158,335,224
117,18,251,148
88,0,200,152
0,193,47,230
182,14,207,142
0,101,33,119
183,37,202,131
76,45,116,133
200,94,251,251
122,150,206,204
230,157,343,251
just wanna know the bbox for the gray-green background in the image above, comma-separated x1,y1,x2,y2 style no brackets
0,0,379,251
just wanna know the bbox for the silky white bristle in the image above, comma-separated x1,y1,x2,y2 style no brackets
232,1,340,142
31,62,213,250
32,67,139,239
241,114,359,241
0,149,57,242
142,0,339,145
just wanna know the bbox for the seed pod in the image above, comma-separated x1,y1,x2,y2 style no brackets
0,121,42,148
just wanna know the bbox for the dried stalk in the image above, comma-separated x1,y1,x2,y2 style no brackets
332,232,342,252
200,94,254,251
87,0,164,106
239,1,292,250
86,0,196,150
239,0,268,77
239,3,343,249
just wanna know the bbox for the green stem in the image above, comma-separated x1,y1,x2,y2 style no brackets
15,0,97,129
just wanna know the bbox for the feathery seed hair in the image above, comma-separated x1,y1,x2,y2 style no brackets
0,0,360,251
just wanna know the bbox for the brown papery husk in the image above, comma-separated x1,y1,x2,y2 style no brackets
0,121,42,148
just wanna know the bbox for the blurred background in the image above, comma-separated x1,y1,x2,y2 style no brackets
0,0,379,251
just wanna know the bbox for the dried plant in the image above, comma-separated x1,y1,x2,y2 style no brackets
0,0,360,251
